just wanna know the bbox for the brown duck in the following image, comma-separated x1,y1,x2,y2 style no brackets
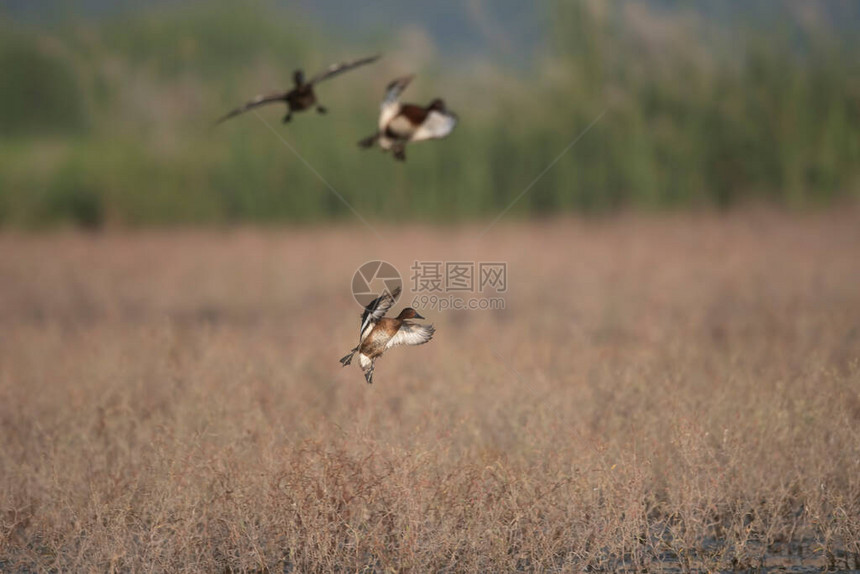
340,286,435,384
358,75,458,161
216,55,380,124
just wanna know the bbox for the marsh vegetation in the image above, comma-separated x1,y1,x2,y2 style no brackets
2,212,859,571
1,3,859,227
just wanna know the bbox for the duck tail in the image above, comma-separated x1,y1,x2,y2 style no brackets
358,133,379,149
339,347,359,366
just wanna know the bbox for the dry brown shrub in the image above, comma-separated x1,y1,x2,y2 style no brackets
1,210,859,572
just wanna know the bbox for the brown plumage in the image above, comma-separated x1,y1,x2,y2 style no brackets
216,55,380,125
340,287,435,384
398,104,432,125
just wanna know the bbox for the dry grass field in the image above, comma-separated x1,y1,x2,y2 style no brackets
1,210,860,572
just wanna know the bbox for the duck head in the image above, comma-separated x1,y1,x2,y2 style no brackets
428,98,447,112
396,307,425,321
293,69,305,86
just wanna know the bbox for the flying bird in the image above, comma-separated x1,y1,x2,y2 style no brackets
216,55,380,125
340,286,435,384
358,75,458,161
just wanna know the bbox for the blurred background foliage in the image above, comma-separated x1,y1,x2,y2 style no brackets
0,0,858,228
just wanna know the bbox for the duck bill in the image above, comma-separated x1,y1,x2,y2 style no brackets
414,312,425,320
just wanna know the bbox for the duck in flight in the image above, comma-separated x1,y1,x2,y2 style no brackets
340,286,435,384
358,75,458,161
216,55,380,125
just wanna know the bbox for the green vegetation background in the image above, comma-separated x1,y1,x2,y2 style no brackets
1,3,858,228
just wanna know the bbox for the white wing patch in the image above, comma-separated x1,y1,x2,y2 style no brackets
379,101,401,131
411,111,457,142
385,323,435,349
387,115,418,139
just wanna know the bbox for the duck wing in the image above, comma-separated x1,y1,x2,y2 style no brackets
307,55,381,86
383,75,414,104
411,110,458,142
385,323,435,349
359,285,402,340
215,91,288,124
